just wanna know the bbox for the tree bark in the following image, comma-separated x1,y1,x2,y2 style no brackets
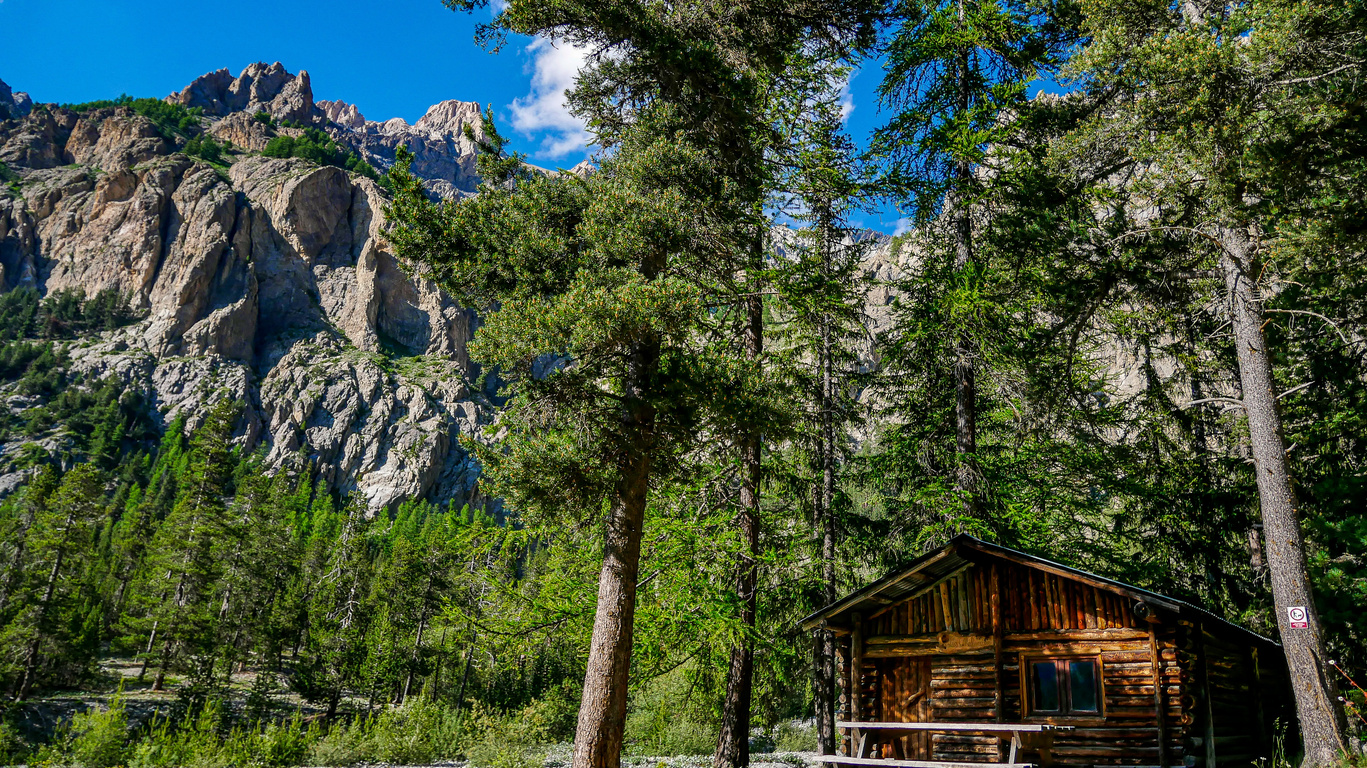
455,632,476,710
951,24,980,521
814,211,839,756
716,294,764,768
1217,225,1347,766
572,329,660,768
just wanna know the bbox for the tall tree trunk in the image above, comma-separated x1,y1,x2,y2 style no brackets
952,29,980,521
572,327,660,768
813,211,839,756
138,619,159,682
716,293,764,768
1218,225,1347,766
403,611,428,703
455,633,476,710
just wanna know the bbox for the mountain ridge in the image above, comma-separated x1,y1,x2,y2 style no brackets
0,63,501,513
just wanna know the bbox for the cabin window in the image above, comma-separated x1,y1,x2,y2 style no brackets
1027,657,1101,716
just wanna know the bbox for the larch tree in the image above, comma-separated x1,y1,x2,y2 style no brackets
872,0,1076,525
396,3,875,766
12,463,106,698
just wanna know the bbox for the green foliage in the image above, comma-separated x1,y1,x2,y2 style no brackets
182,135,227,165
623,665,720,756
261,128,386,187
253,111,274,126
61,94,204,141
0,159,19,193
49,696,133,768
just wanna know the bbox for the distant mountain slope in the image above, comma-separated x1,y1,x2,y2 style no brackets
0,63,500,513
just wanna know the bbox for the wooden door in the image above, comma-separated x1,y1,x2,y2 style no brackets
879,657,932,759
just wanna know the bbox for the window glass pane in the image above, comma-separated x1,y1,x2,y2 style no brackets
1031,661,1059,711
1069,660,1099,712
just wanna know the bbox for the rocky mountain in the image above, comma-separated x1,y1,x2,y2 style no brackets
0,63,499,512
169,63,486,200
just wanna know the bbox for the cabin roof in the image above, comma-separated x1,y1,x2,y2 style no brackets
799,534,1279,649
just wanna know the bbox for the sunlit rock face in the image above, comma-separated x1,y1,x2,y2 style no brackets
0,64,497,514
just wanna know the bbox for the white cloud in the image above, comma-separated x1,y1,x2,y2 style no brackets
509,37,593,160
837,76,854,121
893,217,913,237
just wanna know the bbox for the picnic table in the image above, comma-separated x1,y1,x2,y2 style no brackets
816,721,1077,768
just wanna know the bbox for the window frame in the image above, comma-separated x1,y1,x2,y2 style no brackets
1019,653,1106,722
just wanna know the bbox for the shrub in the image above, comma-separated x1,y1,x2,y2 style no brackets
261,128,388,188
40,696,133,768
773,720,817,752
624,665,720,757
183,135,225,164
0,159,19,193
254,111,274,126
463,701,553,768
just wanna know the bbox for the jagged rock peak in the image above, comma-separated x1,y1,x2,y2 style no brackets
0,77,33,118
167,62,314,124
317,98,365,129
414,100,483,139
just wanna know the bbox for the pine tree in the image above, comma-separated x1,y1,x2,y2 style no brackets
135,400,239,690
9,463,107,698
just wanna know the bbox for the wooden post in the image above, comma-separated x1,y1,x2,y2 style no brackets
992,563,1004,724
852,613,865,757
1249,646,1268,757
1196,622,1218,768
1149,624,1169,768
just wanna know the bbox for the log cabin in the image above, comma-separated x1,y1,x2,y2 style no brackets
800,535,1293,768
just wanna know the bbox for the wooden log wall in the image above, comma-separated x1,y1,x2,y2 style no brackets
867,562,1162,638
1185,623,1292,768
853,561,1198,768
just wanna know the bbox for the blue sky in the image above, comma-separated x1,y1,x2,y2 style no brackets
0,0,907,232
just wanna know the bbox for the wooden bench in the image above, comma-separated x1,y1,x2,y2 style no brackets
818,721,1077,768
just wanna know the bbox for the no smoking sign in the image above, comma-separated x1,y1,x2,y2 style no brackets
1287,606,1309,628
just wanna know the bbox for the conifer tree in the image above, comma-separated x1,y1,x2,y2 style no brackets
10,463,106,698
1059,0,1362,756
136,400,239,690
770,51,872,752
872,0,1075,525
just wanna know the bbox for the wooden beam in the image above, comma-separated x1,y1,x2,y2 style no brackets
852,613,865,725
816,757,1036,768
864,633,994,658
802,548,959,631
837,722,1074,733
1004,629,1151,641
1196,622,1218,768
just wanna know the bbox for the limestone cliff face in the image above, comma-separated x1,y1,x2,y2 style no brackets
0,67,496,513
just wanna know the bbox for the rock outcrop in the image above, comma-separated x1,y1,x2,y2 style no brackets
0,78,32,120
169,62,486,198
168,62,316,124
0,73,497,513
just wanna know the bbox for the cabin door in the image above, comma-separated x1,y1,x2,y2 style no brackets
882,657,932,759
